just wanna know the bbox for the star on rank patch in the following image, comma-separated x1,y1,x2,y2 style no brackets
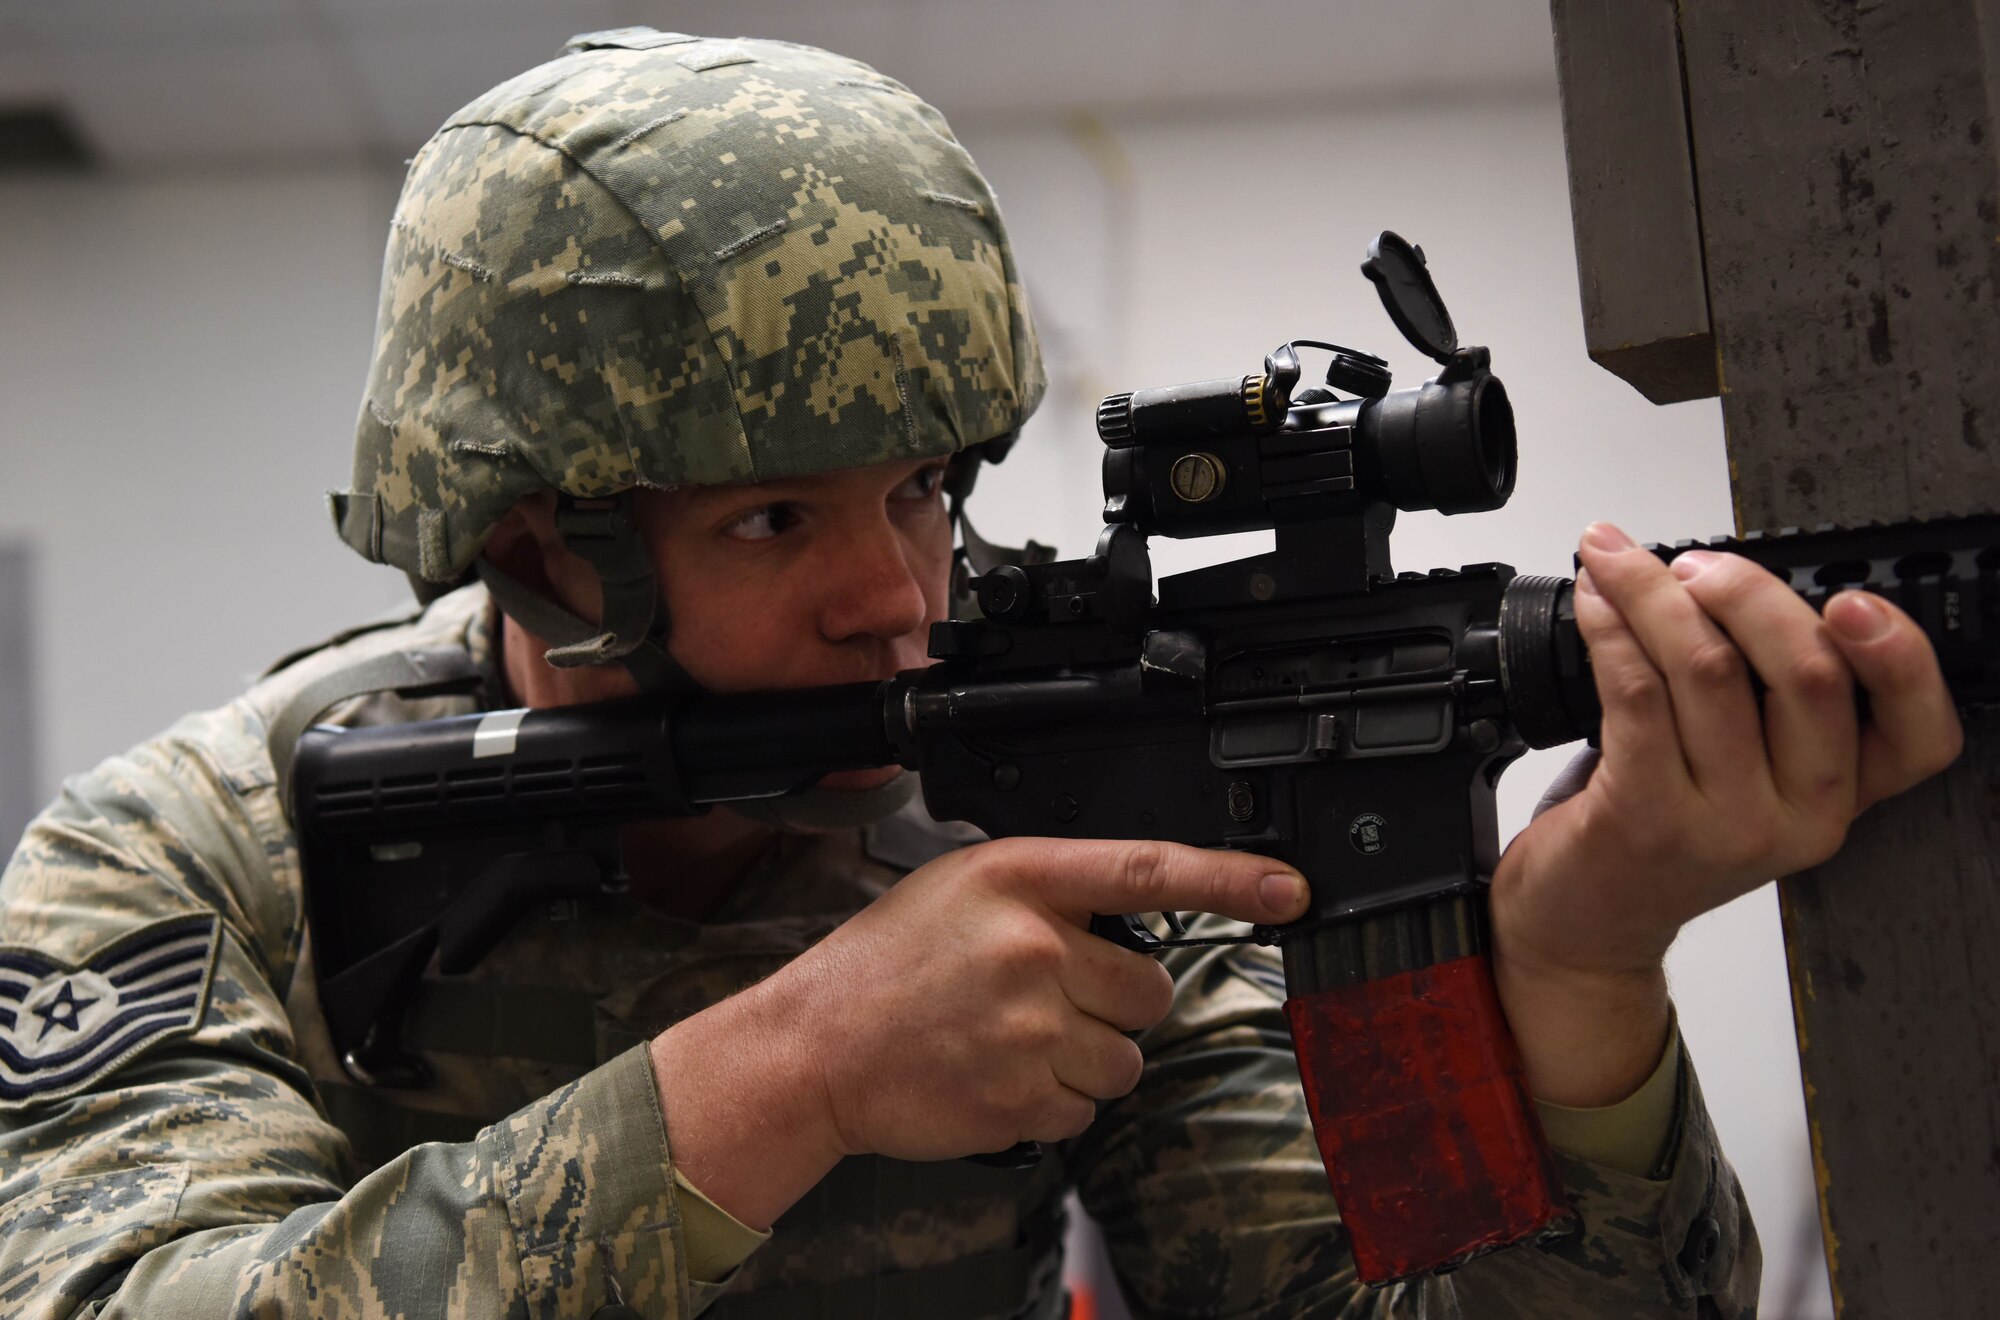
0,913,220,1105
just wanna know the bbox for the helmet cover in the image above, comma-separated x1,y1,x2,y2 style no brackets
332,27,1045,587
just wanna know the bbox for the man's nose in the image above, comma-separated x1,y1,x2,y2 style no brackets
816,517,932,643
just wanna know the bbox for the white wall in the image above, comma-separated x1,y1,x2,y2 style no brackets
0,92,1832,1317
0,167,412,773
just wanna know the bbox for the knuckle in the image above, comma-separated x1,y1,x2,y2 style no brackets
960,838,1011,890
1570,591,1622,642
1117,841,1173,909
991,1055,1052,1109
993,913,1065,971
1718,553,1784,599
979,1076,1033,1124
1683,639,1748,691
1037,1092,1095,1141
1797,767,1852,807
1685,553,1755,602
1784,649,1852,704
1604,664,1667,711
994,1002,1061,1055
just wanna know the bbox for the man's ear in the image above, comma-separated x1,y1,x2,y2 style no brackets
478,492,564,599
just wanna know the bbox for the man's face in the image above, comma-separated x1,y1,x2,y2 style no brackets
484,456,957,844
489,451,956,792
633,455,955,695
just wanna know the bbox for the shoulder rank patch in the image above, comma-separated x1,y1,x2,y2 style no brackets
0,913,221,1106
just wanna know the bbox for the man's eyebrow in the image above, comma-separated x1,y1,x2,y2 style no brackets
679,478,817,506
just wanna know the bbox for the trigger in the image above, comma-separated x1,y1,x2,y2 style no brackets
1089,912,1164,953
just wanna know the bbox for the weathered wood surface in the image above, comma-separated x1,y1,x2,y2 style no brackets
1548,0,1717,404
1680,0,2000,531
1671,1,2000,1314
1773,718,2000,1316
1553,0,2000,1312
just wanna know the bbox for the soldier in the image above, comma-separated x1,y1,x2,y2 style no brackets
0,28,1964,1319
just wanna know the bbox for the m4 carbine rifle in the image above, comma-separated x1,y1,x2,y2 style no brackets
293,233,2000,1286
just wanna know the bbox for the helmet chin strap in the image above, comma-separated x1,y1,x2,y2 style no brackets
474,491,689,695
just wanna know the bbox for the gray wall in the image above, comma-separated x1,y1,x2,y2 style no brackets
0,92,1832,1319
0,543,36,855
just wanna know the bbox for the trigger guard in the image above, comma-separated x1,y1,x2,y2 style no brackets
1089,912,1164,953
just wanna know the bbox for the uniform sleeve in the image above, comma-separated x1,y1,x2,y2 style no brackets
1067,918,1759,1319
0,710,718,1319
675,1169,772,1283
1535,1017,1682,1176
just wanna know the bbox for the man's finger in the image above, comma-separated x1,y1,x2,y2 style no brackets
1822,591,1965,809
1576,525,1769,799
1569,565,1690,799
991,838,1309,927
1055,923,1175,1032
1049,1017,1147,1101
1672,551,1858,816
1021,1081,1098,1145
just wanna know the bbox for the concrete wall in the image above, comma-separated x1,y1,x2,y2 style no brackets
0,89,1832,1316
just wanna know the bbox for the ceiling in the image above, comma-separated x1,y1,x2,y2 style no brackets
0,0,1559,171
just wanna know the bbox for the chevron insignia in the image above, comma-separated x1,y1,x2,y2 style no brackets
0,914,220,1104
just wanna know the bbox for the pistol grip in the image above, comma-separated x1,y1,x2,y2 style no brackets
1283,950,1576,1284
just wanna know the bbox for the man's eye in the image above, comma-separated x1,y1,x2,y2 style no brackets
894,465,946,501
723,505,794,540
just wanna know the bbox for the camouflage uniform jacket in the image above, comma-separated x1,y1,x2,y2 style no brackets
0,586,1759,1318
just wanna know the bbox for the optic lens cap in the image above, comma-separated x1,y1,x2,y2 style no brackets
1362,231,1458,364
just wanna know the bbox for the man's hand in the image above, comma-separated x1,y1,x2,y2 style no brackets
650,838,1308,1228
1490,521,1964,1105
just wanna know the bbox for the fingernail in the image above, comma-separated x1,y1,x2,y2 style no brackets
1670,550,1719,580
1260,873,1307,917
1828,591,1892,641
1584,522,1634,552
1574,567,1599,597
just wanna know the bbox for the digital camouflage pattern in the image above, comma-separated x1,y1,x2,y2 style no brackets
333,28,1044,587
0,586,1759,1318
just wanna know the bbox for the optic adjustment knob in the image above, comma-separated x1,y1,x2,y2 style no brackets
974,564,1033,620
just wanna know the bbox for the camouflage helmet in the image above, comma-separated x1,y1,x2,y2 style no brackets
331,28,1045,681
